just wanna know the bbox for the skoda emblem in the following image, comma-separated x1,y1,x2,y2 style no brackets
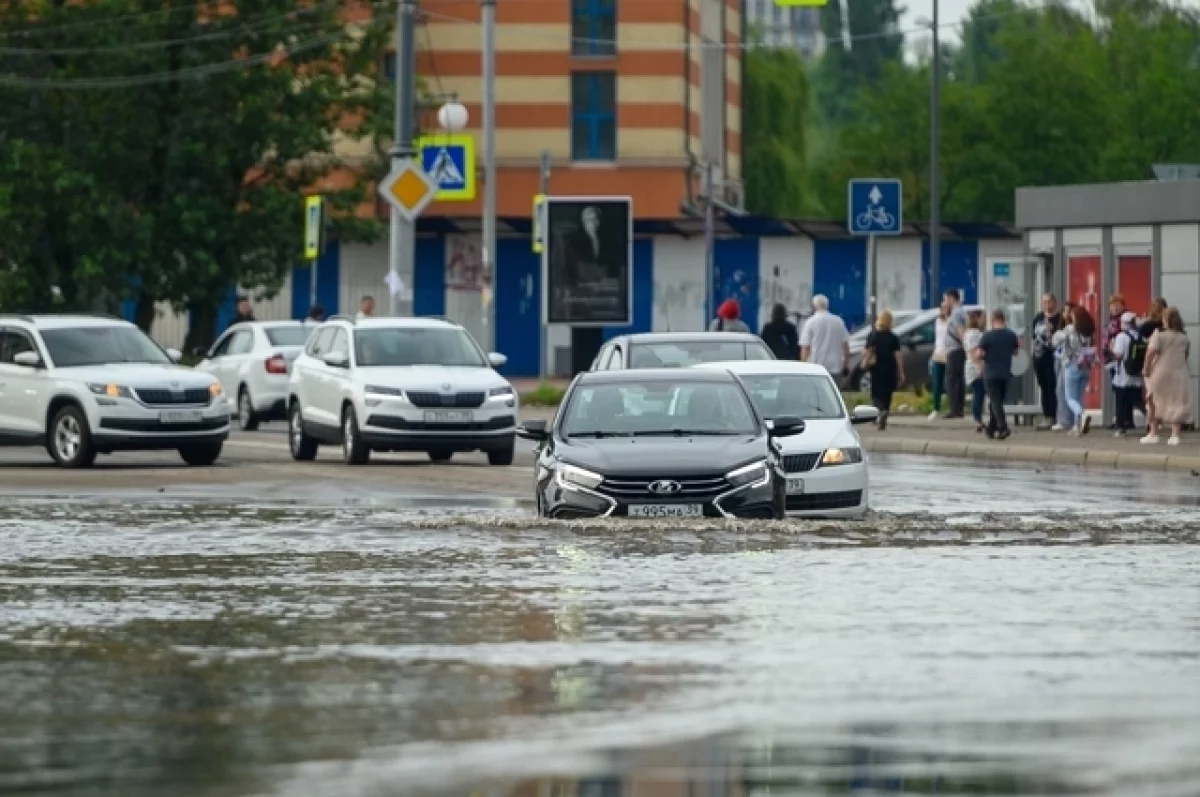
648,480,682,496
441,383,452,391
169,381,180,388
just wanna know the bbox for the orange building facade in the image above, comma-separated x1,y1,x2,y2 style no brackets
395,0,745,220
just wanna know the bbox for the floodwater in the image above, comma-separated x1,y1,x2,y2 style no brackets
2,456,1200,796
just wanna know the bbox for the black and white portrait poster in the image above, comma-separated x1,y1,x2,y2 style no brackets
543,197,632,325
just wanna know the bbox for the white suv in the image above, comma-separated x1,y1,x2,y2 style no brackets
286,316,518,465
0,315,230,467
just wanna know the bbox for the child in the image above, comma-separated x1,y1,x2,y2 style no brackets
963,309,987,432
1109,311,1144,437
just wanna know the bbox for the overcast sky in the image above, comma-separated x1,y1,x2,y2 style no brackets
897,0,1200,43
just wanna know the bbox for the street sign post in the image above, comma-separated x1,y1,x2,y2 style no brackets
377,158,439,222
303,195,327,311
532,194,546,254
847,178,903,325
415,134,476,201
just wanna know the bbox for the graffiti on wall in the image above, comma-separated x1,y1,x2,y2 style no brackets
656,281,706,331
446,235,484,291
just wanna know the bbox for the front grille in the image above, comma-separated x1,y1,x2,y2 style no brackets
596,474,730,500
365,414,514,433
786,490,863,512
783,452,821,473
135,388,211,406
100,417,227,433
405,391,485,409
729,506,777,520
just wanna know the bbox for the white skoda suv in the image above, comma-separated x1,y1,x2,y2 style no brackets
0,315,230,467
286,316,518,465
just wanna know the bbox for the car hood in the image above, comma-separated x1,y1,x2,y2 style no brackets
55,363,216,387
773,419,860,453
558,434,768,478
353,365,506,390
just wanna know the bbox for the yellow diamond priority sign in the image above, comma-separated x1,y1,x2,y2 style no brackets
377,158,439,222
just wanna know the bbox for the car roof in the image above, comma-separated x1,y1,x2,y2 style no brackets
622,332,765,344
574,367,739,385
0,314,134,330
343,316,459,329
692,361,833,377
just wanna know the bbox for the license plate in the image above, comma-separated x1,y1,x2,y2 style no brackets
786,478,805,494
423,410,474,422
160,410,203,424
627,504,703,518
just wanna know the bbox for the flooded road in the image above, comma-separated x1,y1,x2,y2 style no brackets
2,455,1199,796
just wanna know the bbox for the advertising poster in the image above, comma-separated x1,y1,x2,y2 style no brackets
543,197,632,326
1067,254,1102,410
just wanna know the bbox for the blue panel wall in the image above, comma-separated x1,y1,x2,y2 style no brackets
214,286,240,333
413,237,446,317
603,238,653,341
922,241,979,307
813,238,868,331
712,238,761,331
120,298,137,322
291,239,341,319
495,238,541,378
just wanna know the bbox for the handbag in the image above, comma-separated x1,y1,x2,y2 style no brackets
859,329,877,369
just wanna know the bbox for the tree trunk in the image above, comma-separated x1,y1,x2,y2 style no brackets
133,294,158,332
183,300,218,356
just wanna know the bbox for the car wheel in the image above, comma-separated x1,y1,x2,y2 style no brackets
487,441,515,466
237,387,259,432
288,403,319,461
428,449,453,462
48,405,97,468
179,442,223,466
342,405,370,465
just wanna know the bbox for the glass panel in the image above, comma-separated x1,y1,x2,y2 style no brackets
594,115,616,160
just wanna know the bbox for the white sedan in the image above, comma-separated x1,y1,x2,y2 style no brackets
196,321,315,431
693,360,876,518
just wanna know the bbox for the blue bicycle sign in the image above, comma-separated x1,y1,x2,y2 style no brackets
847,179,902,236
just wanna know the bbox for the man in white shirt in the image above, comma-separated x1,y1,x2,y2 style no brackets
799,294,849,377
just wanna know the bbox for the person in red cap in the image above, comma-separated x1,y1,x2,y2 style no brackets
709,298,750,333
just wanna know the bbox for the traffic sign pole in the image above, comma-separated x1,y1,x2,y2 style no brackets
867,234,877,325
388,0,418,317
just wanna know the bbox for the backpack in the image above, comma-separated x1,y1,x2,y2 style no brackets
1123,332,1148,377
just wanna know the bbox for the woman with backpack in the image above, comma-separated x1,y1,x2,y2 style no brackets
1142,306,1193,446
1109,311,1145,437
1053,305,1098,435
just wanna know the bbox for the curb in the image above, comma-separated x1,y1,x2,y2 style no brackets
863,436,1200,473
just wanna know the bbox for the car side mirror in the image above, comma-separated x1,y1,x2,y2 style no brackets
850,405,880,425
13,351,43,368
516,419,548,441
487,352,508,369
323,351,350,368
166,348,183,363
769,414,806,437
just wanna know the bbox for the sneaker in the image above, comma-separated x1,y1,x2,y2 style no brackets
1067,428,1081,437
997,429,1011,441
928,411,939,421
1051,424,1066,432
1168,436,1181,446
1080,416,1092,435
1141,434,1161,445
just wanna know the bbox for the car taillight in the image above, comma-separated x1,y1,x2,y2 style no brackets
265,354,288,374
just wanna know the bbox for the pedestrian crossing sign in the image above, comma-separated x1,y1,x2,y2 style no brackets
415,134,476,202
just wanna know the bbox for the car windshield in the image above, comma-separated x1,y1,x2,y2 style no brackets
738,374,845,420
629,340,773,368
41,326,171,367
561,380,759,437
354,327,485,367
265,325,311,347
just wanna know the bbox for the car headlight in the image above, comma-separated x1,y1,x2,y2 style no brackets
725,459,769,488
556,463,603,491
819,447,863,467
88,383,132,399
489,385,514,398
208,382,224,398
364,385,404,397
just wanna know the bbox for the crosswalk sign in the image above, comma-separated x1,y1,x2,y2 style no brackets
415,134,476,202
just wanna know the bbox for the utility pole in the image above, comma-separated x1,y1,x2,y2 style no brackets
536,149,551,378
928,0,941,307
703,162,715,324
388,0,418,317
481,0,497,351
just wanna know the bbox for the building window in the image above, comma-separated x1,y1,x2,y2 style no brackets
571,0,616,56
571,71,616,161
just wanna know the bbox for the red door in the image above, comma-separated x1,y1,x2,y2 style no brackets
1117,255,1152,317
1066,255,1102,410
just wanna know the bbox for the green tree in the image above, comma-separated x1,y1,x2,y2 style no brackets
743,44,810,217
812,0,906,125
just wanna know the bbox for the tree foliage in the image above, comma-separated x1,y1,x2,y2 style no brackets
743,45,810,217
0,0,393,349
744,0,1200,224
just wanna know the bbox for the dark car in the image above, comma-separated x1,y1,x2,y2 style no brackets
589,332,774,371
516,369,805,520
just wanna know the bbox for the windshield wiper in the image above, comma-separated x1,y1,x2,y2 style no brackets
566,431,631,438
632,429,738,437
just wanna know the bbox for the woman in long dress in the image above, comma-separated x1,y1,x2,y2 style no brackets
1142,306,1193,446
863,310,905,431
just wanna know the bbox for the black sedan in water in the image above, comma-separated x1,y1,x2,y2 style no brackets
516,369,805,520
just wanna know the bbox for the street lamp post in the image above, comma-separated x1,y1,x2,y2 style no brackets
929,0,941,306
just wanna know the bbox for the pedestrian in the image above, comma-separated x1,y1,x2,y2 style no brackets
963,309,987,432
928,301,949,420
1102,293,1127,429
941,289,968,418
227,296,256,331
1052,301,1077,431
357,295,375,318
800,294,850,379
975,308,1020,440
759,302,800,360
1109,311,1145,437
1054,304,1098,436
1031,293,1062,429
862,309,904,431
709,298,751,333
1139,298,1168,430
1141,306,1192,446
